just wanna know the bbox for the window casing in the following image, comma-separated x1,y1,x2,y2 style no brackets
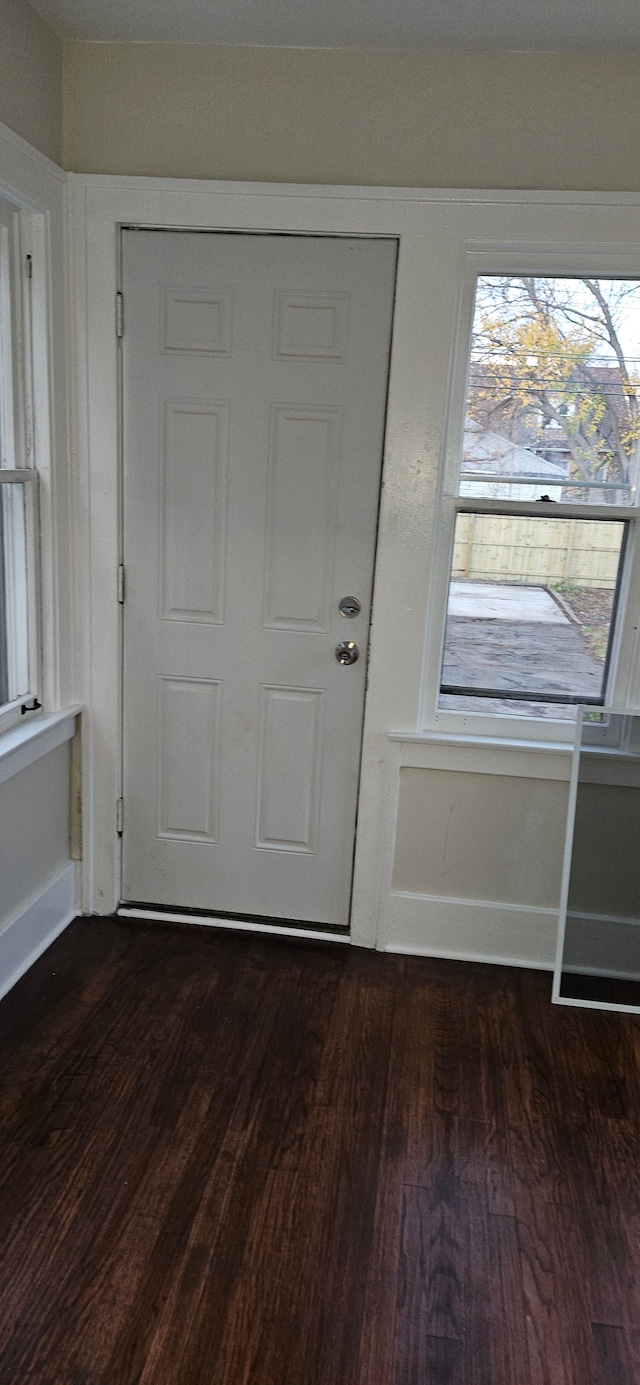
423,257,640,742
0,204,40,733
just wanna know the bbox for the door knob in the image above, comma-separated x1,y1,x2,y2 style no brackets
335,641,359,665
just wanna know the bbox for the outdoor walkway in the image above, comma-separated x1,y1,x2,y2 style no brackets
441,581,605,716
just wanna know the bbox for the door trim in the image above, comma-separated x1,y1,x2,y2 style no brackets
71,180,407,945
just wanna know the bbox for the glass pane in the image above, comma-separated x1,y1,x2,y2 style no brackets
0,482,29,705
557,711,640,1011
439,513,626,713
462,277,640,505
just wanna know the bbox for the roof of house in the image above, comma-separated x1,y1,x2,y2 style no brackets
462,418,568,480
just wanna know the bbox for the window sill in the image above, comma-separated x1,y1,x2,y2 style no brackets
0,707,82,789
389,729,573,755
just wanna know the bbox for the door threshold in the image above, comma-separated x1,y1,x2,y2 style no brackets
117,904,351,944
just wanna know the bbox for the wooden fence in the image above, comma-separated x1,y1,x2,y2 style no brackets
452,514,623,590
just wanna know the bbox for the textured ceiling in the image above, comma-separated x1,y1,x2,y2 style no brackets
28,0,640,47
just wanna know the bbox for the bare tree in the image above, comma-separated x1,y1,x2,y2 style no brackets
468,277,640,500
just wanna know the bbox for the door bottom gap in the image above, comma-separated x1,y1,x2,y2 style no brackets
117,902,350,943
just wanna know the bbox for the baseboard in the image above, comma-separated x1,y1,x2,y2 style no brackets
0,863,76,1003
384,890,558,969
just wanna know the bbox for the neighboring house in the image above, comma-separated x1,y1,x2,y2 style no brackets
467,363,638,497
460,418,566,501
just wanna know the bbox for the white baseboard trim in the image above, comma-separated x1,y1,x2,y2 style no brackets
0,863,76,1003
384,890,558,970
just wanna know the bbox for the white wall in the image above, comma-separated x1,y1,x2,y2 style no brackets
0,729,76,1001
0,731,76,1002
394,768,568,907
0,0,62,163
0,743,70,922
63,43,640,191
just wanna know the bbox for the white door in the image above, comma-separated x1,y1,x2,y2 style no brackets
121,231,396,925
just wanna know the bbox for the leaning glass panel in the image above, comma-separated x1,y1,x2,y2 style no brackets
556,711,640,1011
439,513,626,711
462,277,640,506
0,481,29,706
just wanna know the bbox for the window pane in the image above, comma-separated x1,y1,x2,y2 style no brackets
0,482,29,706
0,242,14,471
462,277,640,506
439,513,626,713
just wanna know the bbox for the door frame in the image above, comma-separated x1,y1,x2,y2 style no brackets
71,175,420,943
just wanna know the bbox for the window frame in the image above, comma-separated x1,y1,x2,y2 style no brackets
0,202,42,735
422,248,640,742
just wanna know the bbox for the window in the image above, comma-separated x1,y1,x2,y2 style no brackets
0,206,39,731
436,274,640,723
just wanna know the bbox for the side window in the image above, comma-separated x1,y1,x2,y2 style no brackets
438,275,639,722
0,211,39,729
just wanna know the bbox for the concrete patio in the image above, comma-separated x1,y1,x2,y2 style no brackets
441,581,606,715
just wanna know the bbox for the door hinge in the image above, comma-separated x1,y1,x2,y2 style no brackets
118,563,125,604
116,797,124,836
25,254,33,280
116,291,124,338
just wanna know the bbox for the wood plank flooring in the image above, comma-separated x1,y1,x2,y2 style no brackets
0,916,639,1384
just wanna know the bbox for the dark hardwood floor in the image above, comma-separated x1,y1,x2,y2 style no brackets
0,916,639,1384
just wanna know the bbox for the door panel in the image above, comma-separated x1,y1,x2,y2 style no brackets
263,405,339,629
157,676,222,843
256,685,325,853
160,399,229,623
121,231,396,924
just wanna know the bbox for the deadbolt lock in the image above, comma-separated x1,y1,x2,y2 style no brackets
339,595,361,618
